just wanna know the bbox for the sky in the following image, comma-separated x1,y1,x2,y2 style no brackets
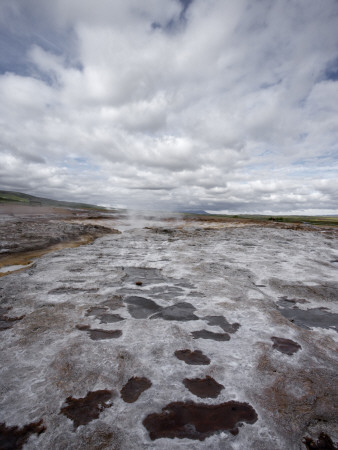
0,0,337,214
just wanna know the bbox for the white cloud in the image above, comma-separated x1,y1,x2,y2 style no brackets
0,0,337,213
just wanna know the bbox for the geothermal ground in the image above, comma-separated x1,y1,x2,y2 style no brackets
0,207,337,449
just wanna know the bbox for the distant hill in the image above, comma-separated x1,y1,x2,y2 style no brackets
179,210,210,215
0,190,107,211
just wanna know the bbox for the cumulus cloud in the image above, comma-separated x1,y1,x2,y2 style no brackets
0,0,337,213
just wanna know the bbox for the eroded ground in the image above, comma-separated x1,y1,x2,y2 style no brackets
0,209,337,449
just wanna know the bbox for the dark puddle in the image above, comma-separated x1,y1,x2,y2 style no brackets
150,302,198,321
271,336,301,355
120,377,152,403
183,376,224,398
175,350,210,365
203,315,240,333
60,390,114,428
0,308,24,331
192,330,230,341
124,296,161,319
86,307,124,324
143,400,258,441
124,297,199,322
277,300,338,333
0,420,45,449
303,432,338,450
76,325,122,340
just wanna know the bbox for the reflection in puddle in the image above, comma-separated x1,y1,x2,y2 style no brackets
277,299,338,332
150,302,198,321
143,400,258,440
124,296,161,319
60,390,114,428
271,336,301,355
183,376,224,398
120,377,152,403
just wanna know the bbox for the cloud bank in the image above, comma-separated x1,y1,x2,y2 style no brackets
0,0,337,213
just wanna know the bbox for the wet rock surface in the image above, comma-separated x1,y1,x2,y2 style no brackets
271,336,302,355
174,349,211,365
0,420,46,449
143,400,258,441
60,390,114,428
183,376,224,398
120,377,152,403
0,209,337,449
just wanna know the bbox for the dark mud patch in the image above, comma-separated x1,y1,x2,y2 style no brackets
271,336,301,355
174,350,210,365
203,315,240,333
0,420,46,449
76,325,122,340
60,390,114,428
120,377,152,403
124,296,161,319
150,302,198,321
143,400,258,441
183,376,224,398
86,307,124,324
303,432,338,449
277,300,338,332
191,330,230,341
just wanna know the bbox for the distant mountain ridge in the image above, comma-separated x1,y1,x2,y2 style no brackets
0,190,106,211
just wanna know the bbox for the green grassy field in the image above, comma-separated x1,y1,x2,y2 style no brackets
0,190,108,211
204,213,338,227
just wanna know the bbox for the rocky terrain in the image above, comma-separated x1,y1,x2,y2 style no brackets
0,209,337,449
